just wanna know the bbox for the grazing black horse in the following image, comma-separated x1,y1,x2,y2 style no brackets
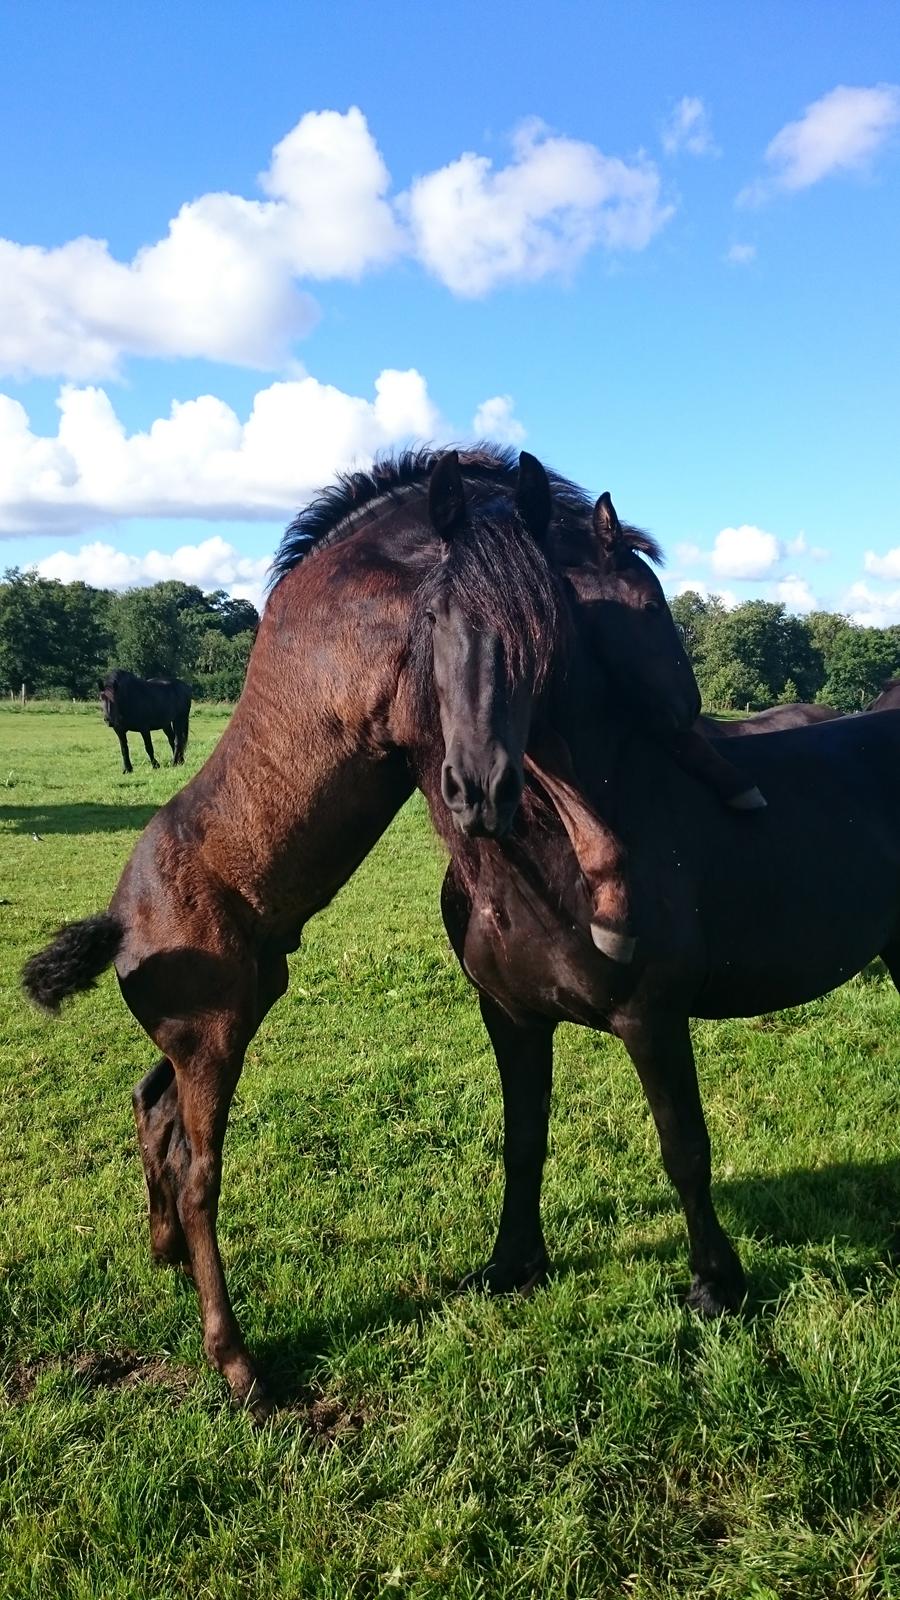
867,679,900,713
695,702,841,737
99,669,191,773
419,456,900,1317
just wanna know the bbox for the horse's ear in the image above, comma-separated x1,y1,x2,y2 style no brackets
593,491,623,561
97,680,105,692
428,450,467,543
515,451,552,544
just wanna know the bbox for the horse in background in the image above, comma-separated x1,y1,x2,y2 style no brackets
695,702,840,737
100,669,192,773
866,679,900,713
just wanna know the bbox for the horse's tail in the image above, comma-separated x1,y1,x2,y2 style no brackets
22,913,124,1013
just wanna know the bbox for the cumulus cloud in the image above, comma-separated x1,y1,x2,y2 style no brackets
864,547,900,580
738,83,900,205
673,578,739,608
662,97,719,157
403,119,673,297
0,109,673,379
843,580,900,627
36,538,272,611
774,575,818,613
471,394,526,444
0,108,401,379
710,524,781,579
0,368,441,535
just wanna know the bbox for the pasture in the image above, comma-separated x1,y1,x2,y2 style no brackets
3,705,900,1598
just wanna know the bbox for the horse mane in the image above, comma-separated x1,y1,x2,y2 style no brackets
267,443,605,591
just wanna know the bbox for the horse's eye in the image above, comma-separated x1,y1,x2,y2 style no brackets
643,600,662,615
425,609,436,625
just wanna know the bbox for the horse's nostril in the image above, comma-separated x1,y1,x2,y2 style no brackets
489,758,522,811
441,763,465,809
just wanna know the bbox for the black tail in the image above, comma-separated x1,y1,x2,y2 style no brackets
22,914,124,1013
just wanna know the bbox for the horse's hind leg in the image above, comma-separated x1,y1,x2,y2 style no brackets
165,1031,267,1415
164,722,177,760
459,995,555,1294
618,1012,746,1316
132,1058,190,1269
141,731,160,769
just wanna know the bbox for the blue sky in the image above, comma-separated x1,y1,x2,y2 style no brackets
1,0,898,618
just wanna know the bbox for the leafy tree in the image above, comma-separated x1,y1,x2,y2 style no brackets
110,587,187,679
697,600,822,709
821,628,900,711
192,629,256,700
669,590,718,664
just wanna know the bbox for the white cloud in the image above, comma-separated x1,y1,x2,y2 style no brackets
0,108,402,379
36,537,272,611
843,580,900,627
774,574,818,613
673,578,739,608
788,531,829,561
864,547,900,580
725,243,757,265
675,541,704,565
662,97,719,157
0,109,673,379
738,83,900,205
0,368,440,535
710,524,781,579
403,119,673,297
471,394,526,444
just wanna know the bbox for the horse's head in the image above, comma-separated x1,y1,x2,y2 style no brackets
561,493,701,732
99,677,117,725
412,450,562,838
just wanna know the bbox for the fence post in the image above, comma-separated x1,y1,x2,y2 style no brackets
20,683,26,709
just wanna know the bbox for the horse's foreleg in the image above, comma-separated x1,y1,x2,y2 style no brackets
117,730,133,774
459,996,555,1295
132,1058,190,1270
141,731,160,769
617,1013,745,1315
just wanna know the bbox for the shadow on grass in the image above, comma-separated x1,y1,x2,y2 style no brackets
0,802,159,836
251,1278,458,1407
567,1156,900,1310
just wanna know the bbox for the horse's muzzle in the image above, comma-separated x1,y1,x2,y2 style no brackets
441,754,523,839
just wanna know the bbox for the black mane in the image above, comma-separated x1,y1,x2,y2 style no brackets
268,441,663,591
269,444,595,590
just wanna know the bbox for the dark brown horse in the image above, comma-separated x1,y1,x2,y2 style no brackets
866,679,900,713
413,464,900,1315
22,447,699,1416
696,702,840,737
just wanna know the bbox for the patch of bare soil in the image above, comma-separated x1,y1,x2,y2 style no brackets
2,1348,194,1405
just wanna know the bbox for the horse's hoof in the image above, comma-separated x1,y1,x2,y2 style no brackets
457,1255,550,1296
687,1268,746,1318
728,786,767,812
591,925,636,963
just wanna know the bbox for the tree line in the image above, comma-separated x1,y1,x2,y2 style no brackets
669,593,900,713
3,568,898,712
0,570,259,702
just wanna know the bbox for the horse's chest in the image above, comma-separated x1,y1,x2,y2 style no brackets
461,876,628,1028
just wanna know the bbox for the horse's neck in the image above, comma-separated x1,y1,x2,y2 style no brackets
193,564,416,925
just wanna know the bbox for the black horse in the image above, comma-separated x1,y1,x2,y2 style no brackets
419,458,900,1318
99,669,191,773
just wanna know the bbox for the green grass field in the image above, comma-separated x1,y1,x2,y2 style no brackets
3,704,900,1598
